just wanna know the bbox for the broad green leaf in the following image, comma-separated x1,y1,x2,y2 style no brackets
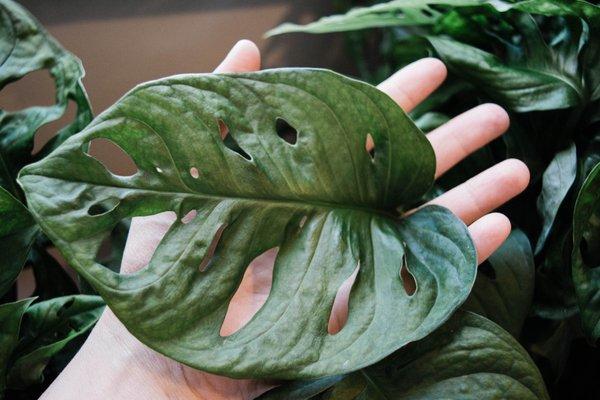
0,298,34,394
18,69,477,379
426,36,584,112
7,295,104,388
30,246,78,301
256,375,344,400
267,0,600,36
464,229,535,337
0,187,38,297
572,161,600,340
0,0,92,195
536,142,577,254
259,312,550,400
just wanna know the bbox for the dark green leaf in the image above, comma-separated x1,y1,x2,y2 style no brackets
263,311,549,400
0,187,38,297
0,0,92,196
536,142,577,254
7,295,104,389
30,246,78,301
0,298,34,393
426,35,584,112
572,161,600,340
18,69,477,379
464,229,535,337
256,375,345,400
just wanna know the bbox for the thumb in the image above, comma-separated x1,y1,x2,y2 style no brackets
214,39,261,73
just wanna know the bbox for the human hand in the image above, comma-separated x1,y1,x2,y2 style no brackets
41,39,528,400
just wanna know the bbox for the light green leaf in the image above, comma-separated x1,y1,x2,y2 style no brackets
464,229,535,337
0,187,38,297
259,312,550,400
18,69,477,379
0,0,92,195
536,143,577,254
7,295,104,389
0,298,34,394
572,161,600,341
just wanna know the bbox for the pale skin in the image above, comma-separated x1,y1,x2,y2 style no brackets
41,40,530,400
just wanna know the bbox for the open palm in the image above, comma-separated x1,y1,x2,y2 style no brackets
41,40,529,400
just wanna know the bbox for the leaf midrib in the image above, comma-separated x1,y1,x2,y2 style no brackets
19,173,399,219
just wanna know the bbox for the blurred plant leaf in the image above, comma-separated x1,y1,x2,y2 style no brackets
0,188,38,297
464,229,535,337
572,161,600,340
536,142,577,253
6,295,104,389
0,0,92,197
0,298,34,394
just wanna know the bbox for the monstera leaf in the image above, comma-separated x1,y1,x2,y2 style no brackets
0,0,92,194
0,298,34,393
18,69,477,379
259,311,550,400
572,162,600,341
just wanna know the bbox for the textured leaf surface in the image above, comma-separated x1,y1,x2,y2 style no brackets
0,0,92,195
18,69,477,379
464,229,535,337
259,312,550,400
536,143,577,253
7,295,104,388
572,161,600,340
0,187,38,297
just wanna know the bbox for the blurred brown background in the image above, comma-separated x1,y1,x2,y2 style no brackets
0,0,354,296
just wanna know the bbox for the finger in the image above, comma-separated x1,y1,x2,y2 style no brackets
428,104,510,178
427,159,530,225
468,213,511,265
214,39,261,73
121,41,261,274
377,58,447,112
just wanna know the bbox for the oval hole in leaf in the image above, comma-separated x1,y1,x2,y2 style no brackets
199,224,228,272
94,218,132,272
366,133,375,160
86,138,138,176
298,215,308,229
400,255,416,296
328,262,360,335
87,198,120,216
219,119,251,160
190,167,199,179
220,247,278,337
181,209,197,224
275,117,297,145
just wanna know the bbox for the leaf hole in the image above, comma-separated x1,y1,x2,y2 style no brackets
155,166,164,173
94,218,132,273
275,117,297,145
299,215,308,229
365,133,375,160
180,209,197,224
87,198,120,216
199,224,228,272
328,262,360,335
219,119,251,160
220,247,278,337
190,167,199,179
86,138,138,176
400,255,416,296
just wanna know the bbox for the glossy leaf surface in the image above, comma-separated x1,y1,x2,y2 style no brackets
19,69,477,379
